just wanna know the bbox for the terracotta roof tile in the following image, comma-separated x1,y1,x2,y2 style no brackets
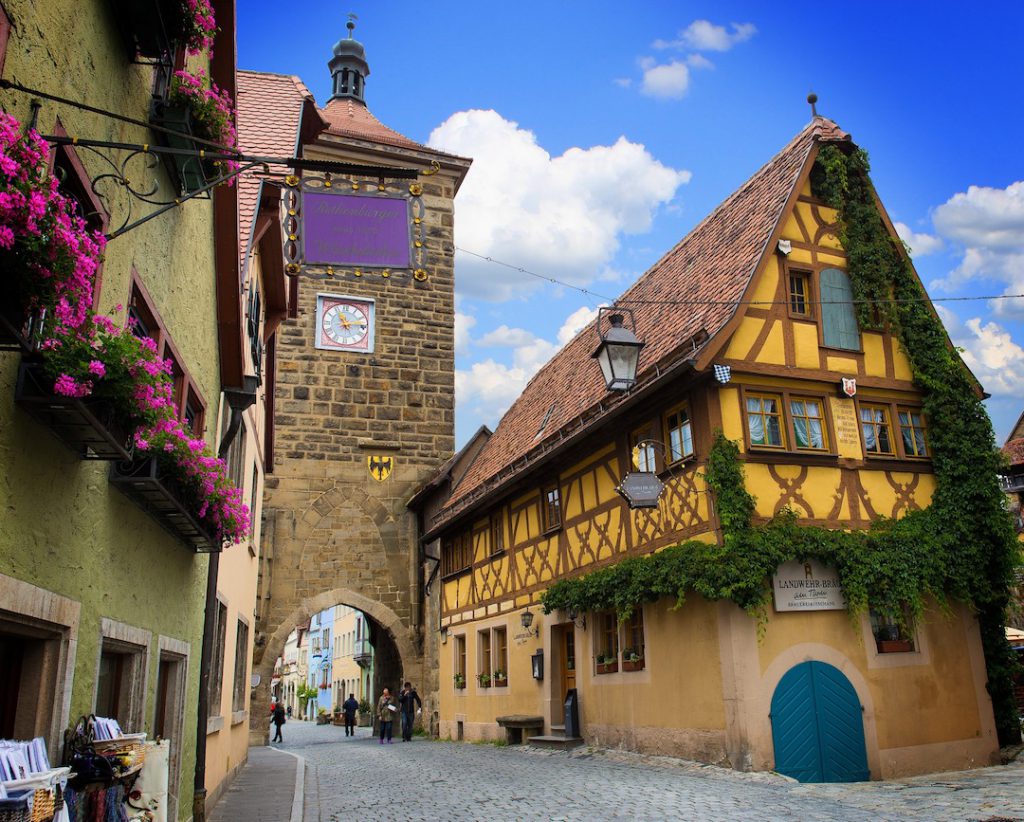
236,70,311,261
320,96,427,151
440,117,849,522
1004,438,1024,467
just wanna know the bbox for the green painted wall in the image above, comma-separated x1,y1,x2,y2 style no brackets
0,1,225,817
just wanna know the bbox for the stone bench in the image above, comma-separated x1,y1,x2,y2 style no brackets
496,714,545,745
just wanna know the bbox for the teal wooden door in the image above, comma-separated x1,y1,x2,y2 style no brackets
770,661,870,782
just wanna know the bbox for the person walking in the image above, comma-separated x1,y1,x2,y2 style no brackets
398,681,422,742
342,692,359,737
376,687,398,744
272,702,286,743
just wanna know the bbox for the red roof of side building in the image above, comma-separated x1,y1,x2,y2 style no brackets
320,96,426,151
1004,438,1024,467
236,71,318,260
437,117,849,524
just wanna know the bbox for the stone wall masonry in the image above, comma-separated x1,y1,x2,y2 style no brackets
255,158,462,733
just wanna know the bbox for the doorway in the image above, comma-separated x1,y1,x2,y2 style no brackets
770,660,870,782
153,648,186,821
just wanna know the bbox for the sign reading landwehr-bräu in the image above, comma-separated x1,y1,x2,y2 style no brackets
772,559,846,611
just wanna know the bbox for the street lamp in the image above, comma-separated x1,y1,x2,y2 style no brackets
591,308,644,391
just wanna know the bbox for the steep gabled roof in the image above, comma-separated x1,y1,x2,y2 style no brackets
236,71,323,265
436,117,849,529
321,96,426,151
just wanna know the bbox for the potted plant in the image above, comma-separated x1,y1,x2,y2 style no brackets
453,673,466,690
316,707,330,725
0,112,105,350
477,672,491,688
596,653,618,675
357,699,372,727
492,669,507,687
151,67,239,194
621,649,645,672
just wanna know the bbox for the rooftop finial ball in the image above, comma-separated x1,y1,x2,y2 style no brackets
807,93,818,105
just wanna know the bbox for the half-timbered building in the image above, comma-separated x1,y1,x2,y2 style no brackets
414,115,1002,780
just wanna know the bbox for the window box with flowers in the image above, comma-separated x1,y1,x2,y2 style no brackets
14,359,132,460
453,673,466,690
595,654,618,675
107,0,217,60
621,649,645,672
0,114,105,351
151,67,238,195
477,673,491,689
492,670,507,688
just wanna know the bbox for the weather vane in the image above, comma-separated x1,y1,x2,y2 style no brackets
347,11,358,37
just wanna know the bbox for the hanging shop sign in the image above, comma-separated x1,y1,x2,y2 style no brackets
616,471,665,509
282,173,429,281
772,559,846,612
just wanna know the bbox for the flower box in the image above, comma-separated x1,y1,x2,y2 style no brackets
492,676,508,688
876,639,914,654
106,0,184,58
621,658,645,672
596,661,618,675
109,455,218,552
478,679,490,689
356,713,372,727
454,679,466,690
15,360,132,460
149,100,220,195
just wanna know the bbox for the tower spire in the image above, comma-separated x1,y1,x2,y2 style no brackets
328,12,370,104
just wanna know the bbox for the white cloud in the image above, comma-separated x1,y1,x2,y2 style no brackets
654,20,757,52
929,181,1024,314
686,54,715,70
613,77,632,89
429,110,690,301
640,59,690,99
557,305,600,346
455,305,602,430
894,221,943,256
937,307,1024,398
454,311,475,355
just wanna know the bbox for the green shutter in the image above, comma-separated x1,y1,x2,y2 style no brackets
820,268,860,350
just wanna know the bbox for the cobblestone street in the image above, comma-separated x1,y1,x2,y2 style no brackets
237,720,1024,822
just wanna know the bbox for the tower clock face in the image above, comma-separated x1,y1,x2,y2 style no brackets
315,294,375,352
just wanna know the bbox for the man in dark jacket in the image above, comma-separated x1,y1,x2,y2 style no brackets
341,693,359,737
272,702,286,743
398,681,422,742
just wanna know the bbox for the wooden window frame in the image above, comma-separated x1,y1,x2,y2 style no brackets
857,401,896,458
622,608,646,671
856,399,930,461
128,273,207,435
786,266,814,320
493,627,507,684
788,396,830,452
208,598,227,720
489,509,506,557
540,484,562,534
739,385,838,457
743,391,788,450
441,531,472,579
629,422,659,473
453,635,466,686
663,402,695,466
870,609,917,654
897,407,929,459
231,618,249,713
594,612,619,668
477,629,492,681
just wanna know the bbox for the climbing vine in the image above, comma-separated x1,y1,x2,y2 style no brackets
542,144,1021,743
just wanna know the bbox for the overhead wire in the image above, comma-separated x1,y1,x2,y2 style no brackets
454,246,1024,309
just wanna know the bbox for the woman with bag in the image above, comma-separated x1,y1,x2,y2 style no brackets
376,687,398,744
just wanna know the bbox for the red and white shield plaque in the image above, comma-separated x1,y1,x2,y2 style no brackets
841,377,857,397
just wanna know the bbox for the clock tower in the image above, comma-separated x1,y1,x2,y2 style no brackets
244,22,471,736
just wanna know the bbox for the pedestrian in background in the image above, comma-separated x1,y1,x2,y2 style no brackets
272,702,286,743
398,681,422,742
342,692,359,737
377,687,398,744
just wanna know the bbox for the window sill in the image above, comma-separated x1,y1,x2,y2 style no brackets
744,450,839,466
441,568,472,582
862,456,934,472
820,344,865,356
206,715,224,735
489,549,507,560
541,526,562,538
231,709,248,726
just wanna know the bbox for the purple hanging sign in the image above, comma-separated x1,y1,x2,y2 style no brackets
301,192,412,268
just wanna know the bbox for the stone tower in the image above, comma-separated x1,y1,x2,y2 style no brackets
246,24,471,740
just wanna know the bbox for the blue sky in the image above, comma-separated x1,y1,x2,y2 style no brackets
238,1,1024,448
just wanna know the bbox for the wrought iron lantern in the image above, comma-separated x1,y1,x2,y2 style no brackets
521,608,539,638
591,308,644,391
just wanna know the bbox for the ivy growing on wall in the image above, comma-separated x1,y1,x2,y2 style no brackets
541,143,1021,743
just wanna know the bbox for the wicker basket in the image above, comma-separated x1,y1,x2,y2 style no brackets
28,789,54,822
93,735,147,771
0,796,31,822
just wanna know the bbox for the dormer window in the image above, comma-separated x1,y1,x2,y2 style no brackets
534,402,556,440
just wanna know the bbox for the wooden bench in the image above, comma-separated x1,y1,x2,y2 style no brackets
496,714,545,745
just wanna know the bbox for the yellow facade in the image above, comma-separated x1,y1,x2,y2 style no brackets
435,161,999,779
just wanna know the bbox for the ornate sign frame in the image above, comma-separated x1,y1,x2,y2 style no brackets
281,172,429,282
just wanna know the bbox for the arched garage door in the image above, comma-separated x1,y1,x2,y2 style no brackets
770,661,870,782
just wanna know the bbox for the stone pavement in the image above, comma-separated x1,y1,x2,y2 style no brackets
212,720,1024,821
208,743,301,822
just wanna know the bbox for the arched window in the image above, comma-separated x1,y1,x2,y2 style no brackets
819,268,860,350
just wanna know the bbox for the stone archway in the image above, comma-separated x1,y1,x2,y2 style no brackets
249,587,419,744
